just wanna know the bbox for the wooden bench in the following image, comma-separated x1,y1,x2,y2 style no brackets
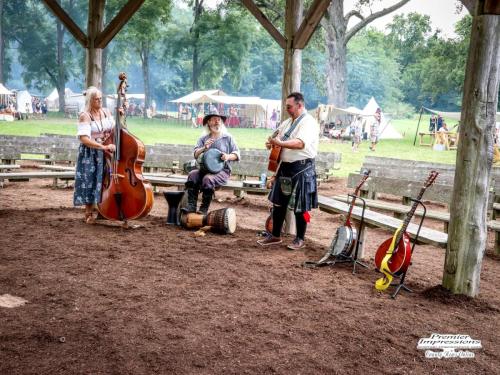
0,164,20,171
0,170,269,197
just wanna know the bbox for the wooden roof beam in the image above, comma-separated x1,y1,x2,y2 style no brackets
293,0,331,49
42,0,88,47
95,0,145,48
240,0,286,49
483,0,500,15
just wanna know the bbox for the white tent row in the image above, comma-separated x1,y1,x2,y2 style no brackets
171,90,226,104
423,106,500,122
171,90,280,128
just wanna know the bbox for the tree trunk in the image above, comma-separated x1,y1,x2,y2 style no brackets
191,0,202,91
443,4,500,297
324,0,347,108
0,0,4,84
281,0,303,117
140,42,151,119
56,19,66,113
85,0,104,88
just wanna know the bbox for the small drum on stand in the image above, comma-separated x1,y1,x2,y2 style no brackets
205,208,237,234
163,191,185,225
198,148,224,174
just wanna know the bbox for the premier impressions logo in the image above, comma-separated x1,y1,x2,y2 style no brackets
417,334,482,359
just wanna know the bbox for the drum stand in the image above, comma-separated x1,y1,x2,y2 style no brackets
303,194,368,274
385,199,427,299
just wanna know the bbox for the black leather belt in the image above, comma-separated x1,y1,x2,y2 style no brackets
283,158,314,166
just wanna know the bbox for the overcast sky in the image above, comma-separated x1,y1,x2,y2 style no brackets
203,0,468,38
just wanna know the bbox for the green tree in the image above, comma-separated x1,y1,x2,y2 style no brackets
14,0,81,111
110,0,172,116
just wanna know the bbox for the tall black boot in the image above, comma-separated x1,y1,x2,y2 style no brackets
183,182,199,213
199,188,214,214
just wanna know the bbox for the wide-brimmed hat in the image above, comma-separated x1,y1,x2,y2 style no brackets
203,113,227,125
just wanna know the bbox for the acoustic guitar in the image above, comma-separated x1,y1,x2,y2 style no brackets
267,130,281,172
374,171,439,290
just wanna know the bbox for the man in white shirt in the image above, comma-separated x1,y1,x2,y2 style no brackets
258,92,320,250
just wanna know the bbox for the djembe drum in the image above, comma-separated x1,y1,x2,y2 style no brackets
180,211,205,229
163,191,185,225
205,208,237,234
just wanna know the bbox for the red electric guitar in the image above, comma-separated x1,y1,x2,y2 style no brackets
374,171,439,284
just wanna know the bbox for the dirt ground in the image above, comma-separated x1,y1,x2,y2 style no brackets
0,176,499,375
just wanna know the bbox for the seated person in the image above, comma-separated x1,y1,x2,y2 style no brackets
184,113,240,214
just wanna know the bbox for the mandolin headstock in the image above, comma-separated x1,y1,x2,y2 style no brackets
424,170,439,188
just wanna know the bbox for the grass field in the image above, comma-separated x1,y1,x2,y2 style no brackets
0,113,458,177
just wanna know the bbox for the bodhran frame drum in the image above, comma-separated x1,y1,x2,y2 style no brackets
199,148,224,174
205,208,237,234
163,191,185,225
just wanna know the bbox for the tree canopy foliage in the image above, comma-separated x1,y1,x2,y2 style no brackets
2,0,478,112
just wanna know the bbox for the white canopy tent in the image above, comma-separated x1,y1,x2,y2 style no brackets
16,90,32,113
423,106,500,122
46,88,75,111
171,90,226,104
363,97,402,139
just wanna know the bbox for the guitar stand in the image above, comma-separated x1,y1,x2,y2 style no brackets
388,198,427,299
328,194,369,274
303,194,368,274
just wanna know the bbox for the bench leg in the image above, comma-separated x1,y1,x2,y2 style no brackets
496,231,500,255
233,189,245,198
394,196,411,220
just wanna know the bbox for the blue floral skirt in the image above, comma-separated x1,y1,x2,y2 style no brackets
73,144,104,206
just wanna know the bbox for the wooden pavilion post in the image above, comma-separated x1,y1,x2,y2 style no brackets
443,0,500,296
42,0,145,89
86,0,105,88
241,0,331,114
282,0,303,116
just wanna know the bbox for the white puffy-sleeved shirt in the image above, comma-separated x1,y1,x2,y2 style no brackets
276,112,319,163
77,110,114,141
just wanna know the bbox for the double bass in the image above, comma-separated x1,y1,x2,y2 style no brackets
97,73,154,221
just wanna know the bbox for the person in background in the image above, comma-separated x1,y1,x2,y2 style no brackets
351,116,363,152
73,86,116,224
437,114,444,131
369,108,381,151
429,114,437,132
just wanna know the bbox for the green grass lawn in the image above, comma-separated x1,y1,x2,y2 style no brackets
0,113,458,177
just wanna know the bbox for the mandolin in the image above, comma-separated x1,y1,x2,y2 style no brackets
374,171,438,290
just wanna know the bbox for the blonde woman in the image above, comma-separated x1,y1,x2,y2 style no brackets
73,87,116,223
